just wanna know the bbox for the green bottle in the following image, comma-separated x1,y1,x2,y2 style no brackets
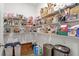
39,47,42,56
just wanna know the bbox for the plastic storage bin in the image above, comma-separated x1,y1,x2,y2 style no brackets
43,44,54,56
5,43,13,56
14,42,21,56
54,44,70,56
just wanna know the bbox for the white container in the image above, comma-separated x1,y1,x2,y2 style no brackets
14,45,21,56
5,46,13,56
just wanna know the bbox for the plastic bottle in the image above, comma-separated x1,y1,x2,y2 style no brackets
33,45,39,56
39,47,42,56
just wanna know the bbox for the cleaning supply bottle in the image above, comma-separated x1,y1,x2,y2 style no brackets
33,45,39,56
38,46,42,56
39,48,42,56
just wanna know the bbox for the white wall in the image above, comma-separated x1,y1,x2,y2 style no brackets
0,3,4,45
4,3,39,17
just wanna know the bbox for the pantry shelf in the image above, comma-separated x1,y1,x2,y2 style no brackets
42,3,79,19
42,11,59,18
36,32,79,39
65,19,79,23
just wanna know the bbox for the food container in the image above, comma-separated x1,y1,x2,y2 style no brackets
68,28,76,36
14,26,20,33
76,28,79,37
60,24,68,32
57,29,68,36
43,7,48,16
